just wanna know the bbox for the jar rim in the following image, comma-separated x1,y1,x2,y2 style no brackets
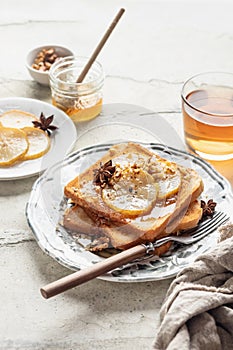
49,55,104,88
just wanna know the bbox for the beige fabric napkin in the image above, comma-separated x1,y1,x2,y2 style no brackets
153,224,233,350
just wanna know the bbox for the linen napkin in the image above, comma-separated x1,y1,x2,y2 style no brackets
153,224,233,350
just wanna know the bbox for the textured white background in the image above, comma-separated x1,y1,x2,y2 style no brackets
1,1,233,349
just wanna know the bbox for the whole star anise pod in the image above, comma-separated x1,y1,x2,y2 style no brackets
32,112,58,135
93,160,116,188
201,199,217,218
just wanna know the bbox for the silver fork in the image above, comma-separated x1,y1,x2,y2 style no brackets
145,211,229,251
118,211,230,268
41,211,230,299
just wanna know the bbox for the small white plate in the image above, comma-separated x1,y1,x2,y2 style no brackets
0,97,77,180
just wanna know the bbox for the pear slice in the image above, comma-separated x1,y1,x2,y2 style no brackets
0,109,38,129
0,127,28,166
22,127,50,160
102,168,158,217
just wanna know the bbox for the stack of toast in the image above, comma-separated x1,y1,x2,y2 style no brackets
63,143,204,255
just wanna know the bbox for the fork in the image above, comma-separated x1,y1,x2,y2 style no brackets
145,211,229,250
41,212,229,299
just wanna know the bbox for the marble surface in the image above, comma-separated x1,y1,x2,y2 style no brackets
1,1,233,349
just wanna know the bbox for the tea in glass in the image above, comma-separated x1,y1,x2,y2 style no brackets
182,72,233,161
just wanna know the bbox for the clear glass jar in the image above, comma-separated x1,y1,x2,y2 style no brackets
49,56,104,122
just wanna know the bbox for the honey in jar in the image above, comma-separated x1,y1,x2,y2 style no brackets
49,56,104,122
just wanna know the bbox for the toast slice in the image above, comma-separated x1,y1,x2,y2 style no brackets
63,204,173,256
62,199,202,252
63,199,202,236
64,143,158,225
64,142,201,223
63,142,204,252
63,205,105,237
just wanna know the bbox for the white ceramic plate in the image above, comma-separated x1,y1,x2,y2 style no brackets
26,142,233,282
0,97,77,180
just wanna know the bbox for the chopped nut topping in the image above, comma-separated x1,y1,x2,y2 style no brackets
32,48,59,71
165,166,176,175
87,236,110,251
114,168,122,178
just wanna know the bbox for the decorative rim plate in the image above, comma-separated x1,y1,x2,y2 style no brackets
26,142,233,282
0,97,77,180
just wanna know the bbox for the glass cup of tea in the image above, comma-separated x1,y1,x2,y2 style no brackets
181,72,233,161
49,56,104,122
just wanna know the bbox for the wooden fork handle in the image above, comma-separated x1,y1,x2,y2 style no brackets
40,244,146,299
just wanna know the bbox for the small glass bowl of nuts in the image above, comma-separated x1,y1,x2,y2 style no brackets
26,45,73,86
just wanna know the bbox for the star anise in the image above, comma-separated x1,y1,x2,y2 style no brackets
201,199,217,218
93,160,116,188
32,112,58,135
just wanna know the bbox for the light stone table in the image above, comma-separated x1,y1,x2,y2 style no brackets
1,1,233,349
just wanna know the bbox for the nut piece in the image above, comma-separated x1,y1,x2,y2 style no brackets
32,47,59,71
